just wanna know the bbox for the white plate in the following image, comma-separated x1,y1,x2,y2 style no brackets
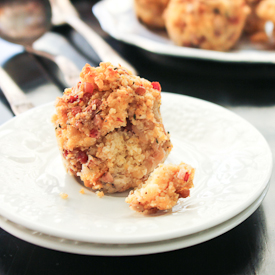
93,0,275,63
0,93,272,244
0,182,269,256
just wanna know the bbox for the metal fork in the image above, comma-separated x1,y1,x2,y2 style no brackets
0,67,34,115
49,0,138,75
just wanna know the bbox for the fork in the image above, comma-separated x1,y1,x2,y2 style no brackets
0,67,34,115
49,0,138,75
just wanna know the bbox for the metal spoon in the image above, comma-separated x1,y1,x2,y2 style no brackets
0,0,80,87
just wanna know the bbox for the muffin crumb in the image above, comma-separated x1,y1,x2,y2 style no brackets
60,193,68,199
96,191,104,198
126,162,195,214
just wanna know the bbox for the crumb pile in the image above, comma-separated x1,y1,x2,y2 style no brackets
52,62,172,194
126,162,195,214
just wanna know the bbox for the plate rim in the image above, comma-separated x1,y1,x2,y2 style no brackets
0,181,269,256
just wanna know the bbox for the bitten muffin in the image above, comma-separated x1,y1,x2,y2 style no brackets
126,162,195,214
164,0,250,51
52,62,172,194
134,0,170,28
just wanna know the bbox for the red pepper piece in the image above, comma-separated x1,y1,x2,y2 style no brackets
152,82,161,91
184,172,190,182
68,95,78,103
90,129,99,138
84,82,94,94
77,151,88,164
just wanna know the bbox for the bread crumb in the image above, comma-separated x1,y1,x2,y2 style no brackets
79,188,85,194
126,162,195,214
96,191,104,198
60,193,68,199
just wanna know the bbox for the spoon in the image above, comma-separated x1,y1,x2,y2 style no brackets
0,0,80,87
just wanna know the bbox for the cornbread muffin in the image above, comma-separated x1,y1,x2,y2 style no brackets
126,163,195,214
164,0,250,51
52,62,172,194
134,0,170,28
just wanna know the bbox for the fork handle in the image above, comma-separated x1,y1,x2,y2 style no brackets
25,46,80,87
66,15,137,75
0,67,34,115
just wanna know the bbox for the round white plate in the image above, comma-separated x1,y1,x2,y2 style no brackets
0,93,272,244
93,0,275,63
0,182,269,256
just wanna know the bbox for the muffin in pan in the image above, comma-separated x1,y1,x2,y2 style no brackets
52,62,172,194
164,0,250,51
126,162,195,214
134,0,170,28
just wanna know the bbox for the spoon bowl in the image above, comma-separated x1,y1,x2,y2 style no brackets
0,0,52,47
0,0,80,87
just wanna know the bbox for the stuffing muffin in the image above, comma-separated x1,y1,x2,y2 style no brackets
134,0,170,28
52,62,172,194
126,163,195,214
164,0,250,51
